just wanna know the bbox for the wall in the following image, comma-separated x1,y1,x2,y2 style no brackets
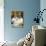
0,0,4,42
40,0,46,27
4,0,40,42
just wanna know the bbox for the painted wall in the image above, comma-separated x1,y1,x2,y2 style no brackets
0,0,4,42
40,0,46,27
4,0,40,42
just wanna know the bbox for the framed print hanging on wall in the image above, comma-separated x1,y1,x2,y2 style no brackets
11,11,24,28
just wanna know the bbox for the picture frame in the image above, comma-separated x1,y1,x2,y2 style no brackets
11,11,24,28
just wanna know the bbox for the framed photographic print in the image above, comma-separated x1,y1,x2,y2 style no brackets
11,11,24,28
